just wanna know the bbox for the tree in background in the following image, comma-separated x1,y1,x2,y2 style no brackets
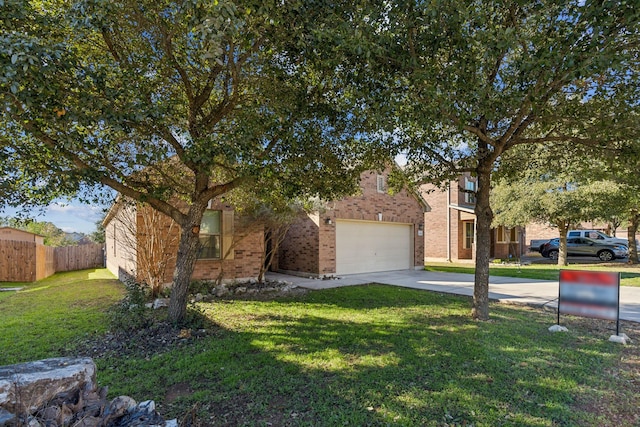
357,0,639,319
492,174,622,266
1,0,367,323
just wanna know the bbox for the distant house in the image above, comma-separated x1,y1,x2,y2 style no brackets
277,168,428,276
420,174,525,262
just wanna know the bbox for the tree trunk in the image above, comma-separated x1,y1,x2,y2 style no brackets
627,212,639,265
168,207,205,324
557,221,569,267
473,167,493,321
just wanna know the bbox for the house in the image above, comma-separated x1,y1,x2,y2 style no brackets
420,174,525,262
103,198,265,285
276,168,428,276
104,167,429,284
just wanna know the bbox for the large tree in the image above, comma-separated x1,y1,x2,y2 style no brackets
0,0,366,323
361,0,639,319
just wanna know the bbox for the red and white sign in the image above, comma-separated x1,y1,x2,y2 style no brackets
559,270,620,321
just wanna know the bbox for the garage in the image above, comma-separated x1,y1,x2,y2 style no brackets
336,220,413,275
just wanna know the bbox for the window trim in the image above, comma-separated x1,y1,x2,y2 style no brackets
463,221,475,249
464,177,476,204
497,226,518,243
376,174,386,193
198,210,222,260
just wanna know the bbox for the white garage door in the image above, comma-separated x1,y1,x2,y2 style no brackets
336,220,413,275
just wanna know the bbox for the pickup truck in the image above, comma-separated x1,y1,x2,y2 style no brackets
530,239,552,253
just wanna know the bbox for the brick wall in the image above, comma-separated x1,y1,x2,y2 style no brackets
278,213,320,274
421,181,465,261
105,199,264,284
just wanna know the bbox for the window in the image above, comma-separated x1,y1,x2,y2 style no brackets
464,177,476,204
464,222,474,249
497,226,518,243
198,210,221,259
377,175,386,193
568,231,579,238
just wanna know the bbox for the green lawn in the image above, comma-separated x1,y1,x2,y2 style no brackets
0,269,124,364
425,261,640,287
1,269,639,426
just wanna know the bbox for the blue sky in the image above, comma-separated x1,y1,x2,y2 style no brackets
2,202,107,234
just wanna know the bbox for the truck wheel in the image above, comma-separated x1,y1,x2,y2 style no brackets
547,250,559,260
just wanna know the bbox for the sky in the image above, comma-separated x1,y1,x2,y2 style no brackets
2,202,107,234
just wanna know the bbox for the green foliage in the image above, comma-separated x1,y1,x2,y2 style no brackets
350,0,640,318
107,279,154,332
2,270,638,424
188,280,211,296
1,0,372,322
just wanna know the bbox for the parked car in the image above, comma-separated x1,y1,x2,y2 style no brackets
541,237,628,261
566,230,627,246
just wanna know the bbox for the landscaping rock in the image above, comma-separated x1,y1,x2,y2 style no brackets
152,298,170,309
0,358,176,427
0,357,96,415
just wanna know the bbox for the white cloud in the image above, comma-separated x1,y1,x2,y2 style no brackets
47,203,103,222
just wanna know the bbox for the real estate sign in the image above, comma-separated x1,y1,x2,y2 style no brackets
558,270,620,322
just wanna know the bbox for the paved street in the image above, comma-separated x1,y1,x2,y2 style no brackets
267,269,640,324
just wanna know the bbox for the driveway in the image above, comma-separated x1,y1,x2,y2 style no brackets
267,269,640,324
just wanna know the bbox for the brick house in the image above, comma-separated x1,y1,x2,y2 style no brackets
276,168,428,276
103,198,264,284
420,174,525,262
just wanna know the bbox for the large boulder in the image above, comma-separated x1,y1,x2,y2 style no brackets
0,357,96,415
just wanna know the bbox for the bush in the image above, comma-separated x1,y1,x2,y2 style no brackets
189,280,212,295
108,279,154,332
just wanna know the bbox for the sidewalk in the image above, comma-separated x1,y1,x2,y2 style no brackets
266,269,640,323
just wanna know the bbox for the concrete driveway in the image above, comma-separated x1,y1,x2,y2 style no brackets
267,269,640,324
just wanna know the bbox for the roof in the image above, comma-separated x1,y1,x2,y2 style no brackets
0,226,45,238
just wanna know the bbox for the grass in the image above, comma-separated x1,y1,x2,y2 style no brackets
2,269,639,426
425,259,640,287
0,269,124,364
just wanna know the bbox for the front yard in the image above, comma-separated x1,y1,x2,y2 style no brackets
1,269,639,426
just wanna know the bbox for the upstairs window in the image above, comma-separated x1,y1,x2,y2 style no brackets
198,210,221,259
464,177,476,204
377,175,386,193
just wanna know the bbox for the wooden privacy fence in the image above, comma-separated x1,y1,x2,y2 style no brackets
0,241,104,282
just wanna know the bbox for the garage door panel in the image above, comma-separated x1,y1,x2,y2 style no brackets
336,220,412,275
